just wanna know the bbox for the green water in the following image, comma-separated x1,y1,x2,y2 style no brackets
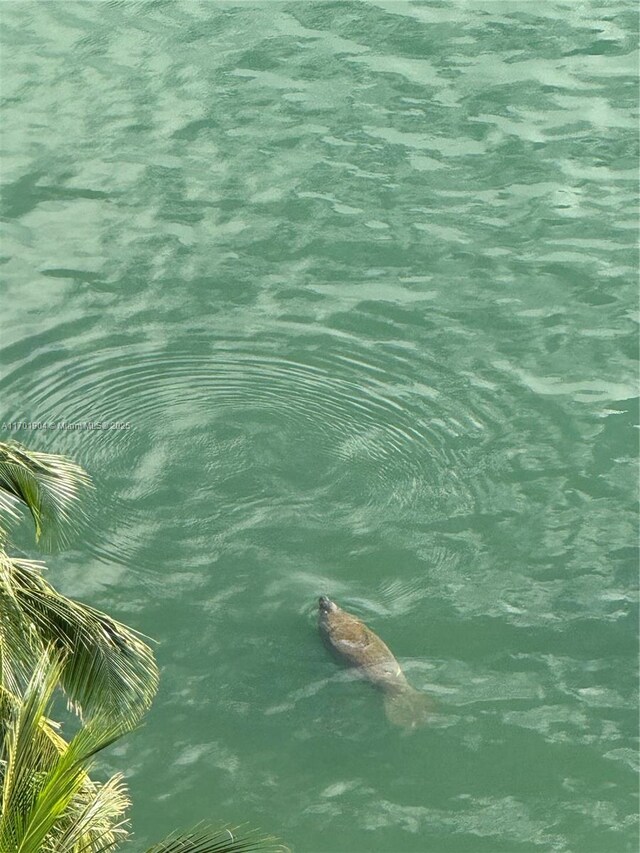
1,1,638,851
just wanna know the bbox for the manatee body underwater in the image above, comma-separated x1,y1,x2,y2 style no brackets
318,595,432,730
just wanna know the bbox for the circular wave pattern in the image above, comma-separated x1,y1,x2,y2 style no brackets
3,342,508,465
1,330,516,572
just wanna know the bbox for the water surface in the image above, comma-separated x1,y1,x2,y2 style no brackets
0,2,638,851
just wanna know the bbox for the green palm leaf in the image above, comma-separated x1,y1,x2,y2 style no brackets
0,441,92,548
0,573,46,699
144,826,288,853
0,486,21,544
0,555,158,722
0,651,134,853
48,772,130,853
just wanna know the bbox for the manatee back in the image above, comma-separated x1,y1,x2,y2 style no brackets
321,605,408,690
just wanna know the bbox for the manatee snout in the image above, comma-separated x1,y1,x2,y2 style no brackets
318,595,337,614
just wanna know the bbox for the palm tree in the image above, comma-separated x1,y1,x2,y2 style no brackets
0,652,131,852
0,441,286,853
0,651,284,853
0,440,158,723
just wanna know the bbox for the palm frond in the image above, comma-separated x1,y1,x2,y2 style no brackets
0,572,47,698
0,486,21,544
0,682,64,785
0,650,135,853
144,825,288,853
49,772,130,853
0,440,93,548
0,555,158,722
0,653,62,849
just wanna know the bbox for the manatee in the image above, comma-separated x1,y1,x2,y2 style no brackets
318,595,432,729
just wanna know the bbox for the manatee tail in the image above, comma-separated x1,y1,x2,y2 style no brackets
383,687,432,730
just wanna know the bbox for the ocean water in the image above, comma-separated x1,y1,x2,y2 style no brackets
0,2,638,851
